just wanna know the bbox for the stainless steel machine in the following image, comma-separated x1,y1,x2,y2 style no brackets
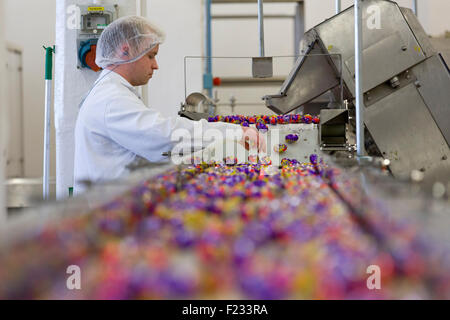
264,0,450,184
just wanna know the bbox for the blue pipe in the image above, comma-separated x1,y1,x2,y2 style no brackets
412,0,418,16
204,0,213,99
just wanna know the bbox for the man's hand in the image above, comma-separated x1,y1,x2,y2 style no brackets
239,127,267,153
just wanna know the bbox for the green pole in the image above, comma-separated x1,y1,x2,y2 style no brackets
44,46,54,80
43,45,55,200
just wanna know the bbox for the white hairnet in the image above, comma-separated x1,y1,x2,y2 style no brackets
95,16,165,69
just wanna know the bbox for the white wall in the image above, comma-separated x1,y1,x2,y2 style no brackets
211,2,298,116
420,0,450,37
4,0,56,179
145,0,204,118
212,3,297,57
0,0,8,225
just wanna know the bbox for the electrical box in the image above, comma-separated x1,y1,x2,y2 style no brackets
77,5,118,72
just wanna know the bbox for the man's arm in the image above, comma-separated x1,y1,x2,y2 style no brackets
104,97,264,162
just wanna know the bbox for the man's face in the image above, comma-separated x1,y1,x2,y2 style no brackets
128,44,159,86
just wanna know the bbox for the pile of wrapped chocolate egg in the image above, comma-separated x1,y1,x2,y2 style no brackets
0,157,449,299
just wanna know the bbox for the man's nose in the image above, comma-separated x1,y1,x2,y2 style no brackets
153,60,159,70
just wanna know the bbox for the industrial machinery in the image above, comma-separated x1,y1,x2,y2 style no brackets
77,4,117,72
264,0,450,185
180,0,449,188
179,92,215,121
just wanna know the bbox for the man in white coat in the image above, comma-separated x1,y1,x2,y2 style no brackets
74,16,265,194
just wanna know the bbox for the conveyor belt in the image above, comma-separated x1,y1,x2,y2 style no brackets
1,157,449,299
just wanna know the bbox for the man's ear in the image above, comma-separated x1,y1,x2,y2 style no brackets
121,45,130,57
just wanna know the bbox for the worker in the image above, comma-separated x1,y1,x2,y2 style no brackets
74,16,265,194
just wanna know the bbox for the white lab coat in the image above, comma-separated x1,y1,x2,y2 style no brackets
74,70,242,194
